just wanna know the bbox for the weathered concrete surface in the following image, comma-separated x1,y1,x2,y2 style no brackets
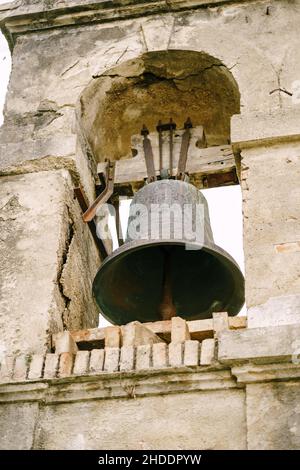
232,109,300,148
0,170,100,355
239,141,300,310
247,294,300,328
232,363,300,385
0,366,297,449
0,402,39,450
1,1,300,168
0,0,300,452
33,389,246,450
0,324,299,449
246,381,300,450
218,324,300,365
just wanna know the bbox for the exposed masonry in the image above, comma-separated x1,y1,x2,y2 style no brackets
0,314,246,383
0,0,300,451
0,339,216,383
1,324,300,451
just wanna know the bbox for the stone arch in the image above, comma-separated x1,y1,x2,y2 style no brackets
78,50,240,163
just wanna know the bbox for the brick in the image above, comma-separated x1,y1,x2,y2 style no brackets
121,321,163,347
229,316,247,330
200,339,215,365
58,352,74,377
171,317,190,343
120,346,135,371
55,331,78,354
89,349,105,373
104,347,119,372
169,343,183,367
13,354,29,381
213,312,229,336
104,326,121,348
28,354,45,380
73,351,90,375
0,355,15,382
153,343,168,368
184,340,199,366
136,345,151,370
44,353,59,379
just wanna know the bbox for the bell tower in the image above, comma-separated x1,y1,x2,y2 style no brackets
0,0,300,450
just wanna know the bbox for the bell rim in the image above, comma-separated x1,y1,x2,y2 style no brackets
93,239,245,325
97,238,243,271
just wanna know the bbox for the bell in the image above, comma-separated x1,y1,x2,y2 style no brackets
93,179,244,325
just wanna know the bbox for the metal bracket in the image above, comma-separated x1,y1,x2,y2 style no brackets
83,161,116,222
142,118,192,181
177,117,193,180
74,186,108,260
156,119,177,178
74,160,116,259
141,125,156,183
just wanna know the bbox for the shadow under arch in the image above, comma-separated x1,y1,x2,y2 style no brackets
78,50,240,163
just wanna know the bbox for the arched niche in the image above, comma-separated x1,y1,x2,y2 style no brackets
78,50,240,163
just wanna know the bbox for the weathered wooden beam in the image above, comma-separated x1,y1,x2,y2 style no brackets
97,128,237,192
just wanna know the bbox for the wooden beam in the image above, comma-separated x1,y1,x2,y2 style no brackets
97,127,237,191
98,147,236,189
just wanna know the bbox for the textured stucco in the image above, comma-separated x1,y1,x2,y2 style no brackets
0,170,100,355
246,381,300,450
0,0,300,451
33,389,246,450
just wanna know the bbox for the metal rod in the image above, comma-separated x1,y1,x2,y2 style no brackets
74,187,108,260
157,120,163,175
156,120,163,176
83,161,115,222
141,125,156,182
169,118,174,177
112,196,124,247
177,117,193,180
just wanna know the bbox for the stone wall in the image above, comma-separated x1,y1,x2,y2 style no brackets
0,0,300,352
0,170,100,355
1,322,300,450
0,0,300,451
0,1,299,347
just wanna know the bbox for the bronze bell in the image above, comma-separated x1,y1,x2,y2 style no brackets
93,179,244,325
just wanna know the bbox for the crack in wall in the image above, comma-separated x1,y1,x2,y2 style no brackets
57,208,75,330
96,62,226,81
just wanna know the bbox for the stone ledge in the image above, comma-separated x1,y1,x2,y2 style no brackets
231,109,300,151
0,366,235,404
218,323,300,365
0,135,77,175
0,0,259,48
232,362,300,385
